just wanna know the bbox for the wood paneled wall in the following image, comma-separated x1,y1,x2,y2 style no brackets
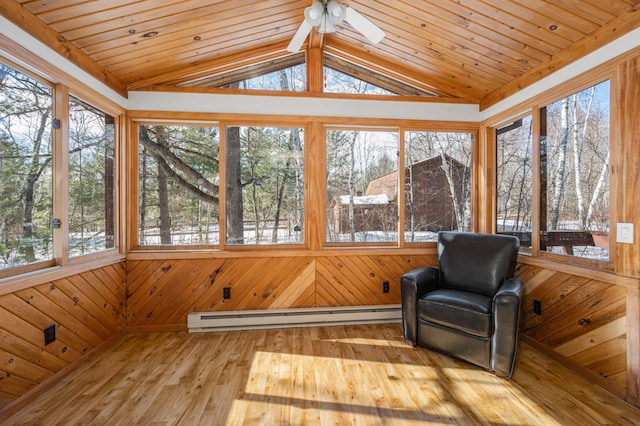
126,253,437,331
516,262,628,398
615,49,640,406
0,262,126,415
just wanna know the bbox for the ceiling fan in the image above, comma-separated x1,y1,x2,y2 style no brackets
286,1,385,53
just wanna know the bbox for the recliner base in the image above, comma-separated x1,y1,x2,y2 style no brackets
417,320,491,371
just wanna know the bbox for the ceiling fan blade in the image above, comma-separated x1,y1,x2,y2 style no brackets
344,6,385,44
287,19,314,53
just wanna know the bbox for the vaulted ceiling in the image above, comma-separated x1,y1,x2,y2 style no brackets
2,0,640,108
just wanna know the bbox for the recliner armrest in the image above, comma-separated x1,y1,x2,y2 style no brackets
491,277,524,378
401,266,440,345
495,277,524,300
401,266,440,298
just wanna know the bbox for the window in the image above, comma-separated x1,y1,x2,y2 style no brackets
221,64,306,92
404,131,472,242
326,129,399,244
225,126,304,245
0,62,53,271
496,115,533,250
323,67,396,95
138,124,220,246
68,96,115,256
539,80,610,261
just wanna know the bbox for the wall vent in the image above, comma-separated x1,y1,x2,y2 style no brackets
187,305,401,333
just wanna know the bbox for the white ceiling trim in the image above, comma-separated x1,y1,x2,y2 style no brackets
127,91,480,121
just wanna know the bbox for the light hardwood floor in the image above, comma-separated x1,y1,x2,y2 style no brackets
5,324,640,425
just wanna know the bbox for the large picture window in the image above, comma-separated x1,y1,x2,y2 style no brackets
404,131,472,242
225,126,304,245
0,62,53,271
496,115,533,250
539,80,610,261
138,124,220,246
326,129,399,244
68,96,115,256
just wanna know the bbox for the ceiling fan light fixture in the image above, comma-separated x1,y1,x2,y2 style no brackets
327,1,346,25
287,1,384,53
318,14,337,34
304,2,324,26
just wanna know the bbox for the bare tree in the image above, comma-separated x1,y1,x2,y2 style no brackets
549,97,569,230
226,123,243,244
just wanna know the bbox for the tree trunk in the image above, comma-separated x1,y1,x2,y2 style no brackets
549,97,569,230
574,87,595,228
272,157,291,243
278,69,304,231
406,138,416,240
139,147,148,243
586,150,609,227
571,94,584,228
348,131,357,241
514,122,533,232
20,106,51,262
226,125,244,244
149,126,173,244
157,163,171,244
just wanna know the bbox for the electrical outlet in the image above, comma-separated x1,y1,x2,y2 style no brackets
382,281,390,293
533,300,542,315
44,324,56,345
223,287,231,300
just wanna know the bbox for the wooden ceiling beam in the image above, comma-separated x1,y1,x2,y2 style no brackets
480,4,640,110
0,1,127,98
307,47,323,93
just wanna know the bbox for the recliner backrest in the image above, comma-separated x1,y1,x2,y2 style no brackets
437,231,519,297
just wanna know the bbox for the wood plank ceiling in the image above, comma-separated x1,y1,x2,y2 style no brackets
4,0,640,105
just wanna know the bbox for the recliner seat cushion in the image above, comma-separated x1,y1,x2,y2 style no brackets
418,289,493,337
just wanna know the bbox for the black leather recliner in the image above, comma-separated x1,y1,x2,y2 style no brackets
401,231,524,379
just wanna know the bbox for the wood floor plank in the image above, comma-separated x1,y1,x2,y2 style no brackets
4,324,640,425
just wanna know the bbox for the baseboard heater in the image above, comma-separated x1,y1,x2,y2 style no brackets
187,304,402,333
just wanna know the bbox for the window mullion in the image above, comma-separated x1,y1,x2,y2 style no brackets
52,84,70,265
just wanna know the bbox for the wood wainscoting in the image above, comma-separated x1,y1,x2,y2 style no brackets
0,261,126,418
515,260,631,401
125,253,438,332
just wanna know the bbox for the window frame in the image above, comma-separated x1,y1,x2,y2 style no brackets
494,112,534,253
65,93,122,266
223,124,306,249
0,59,55,279
322,124,478,249
67,95,118,260
402,129,475,245
537,79,612,265
0,56,123,279
133,120,222,250
323,126,401,248
489,66,615,270
131,118,309,252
